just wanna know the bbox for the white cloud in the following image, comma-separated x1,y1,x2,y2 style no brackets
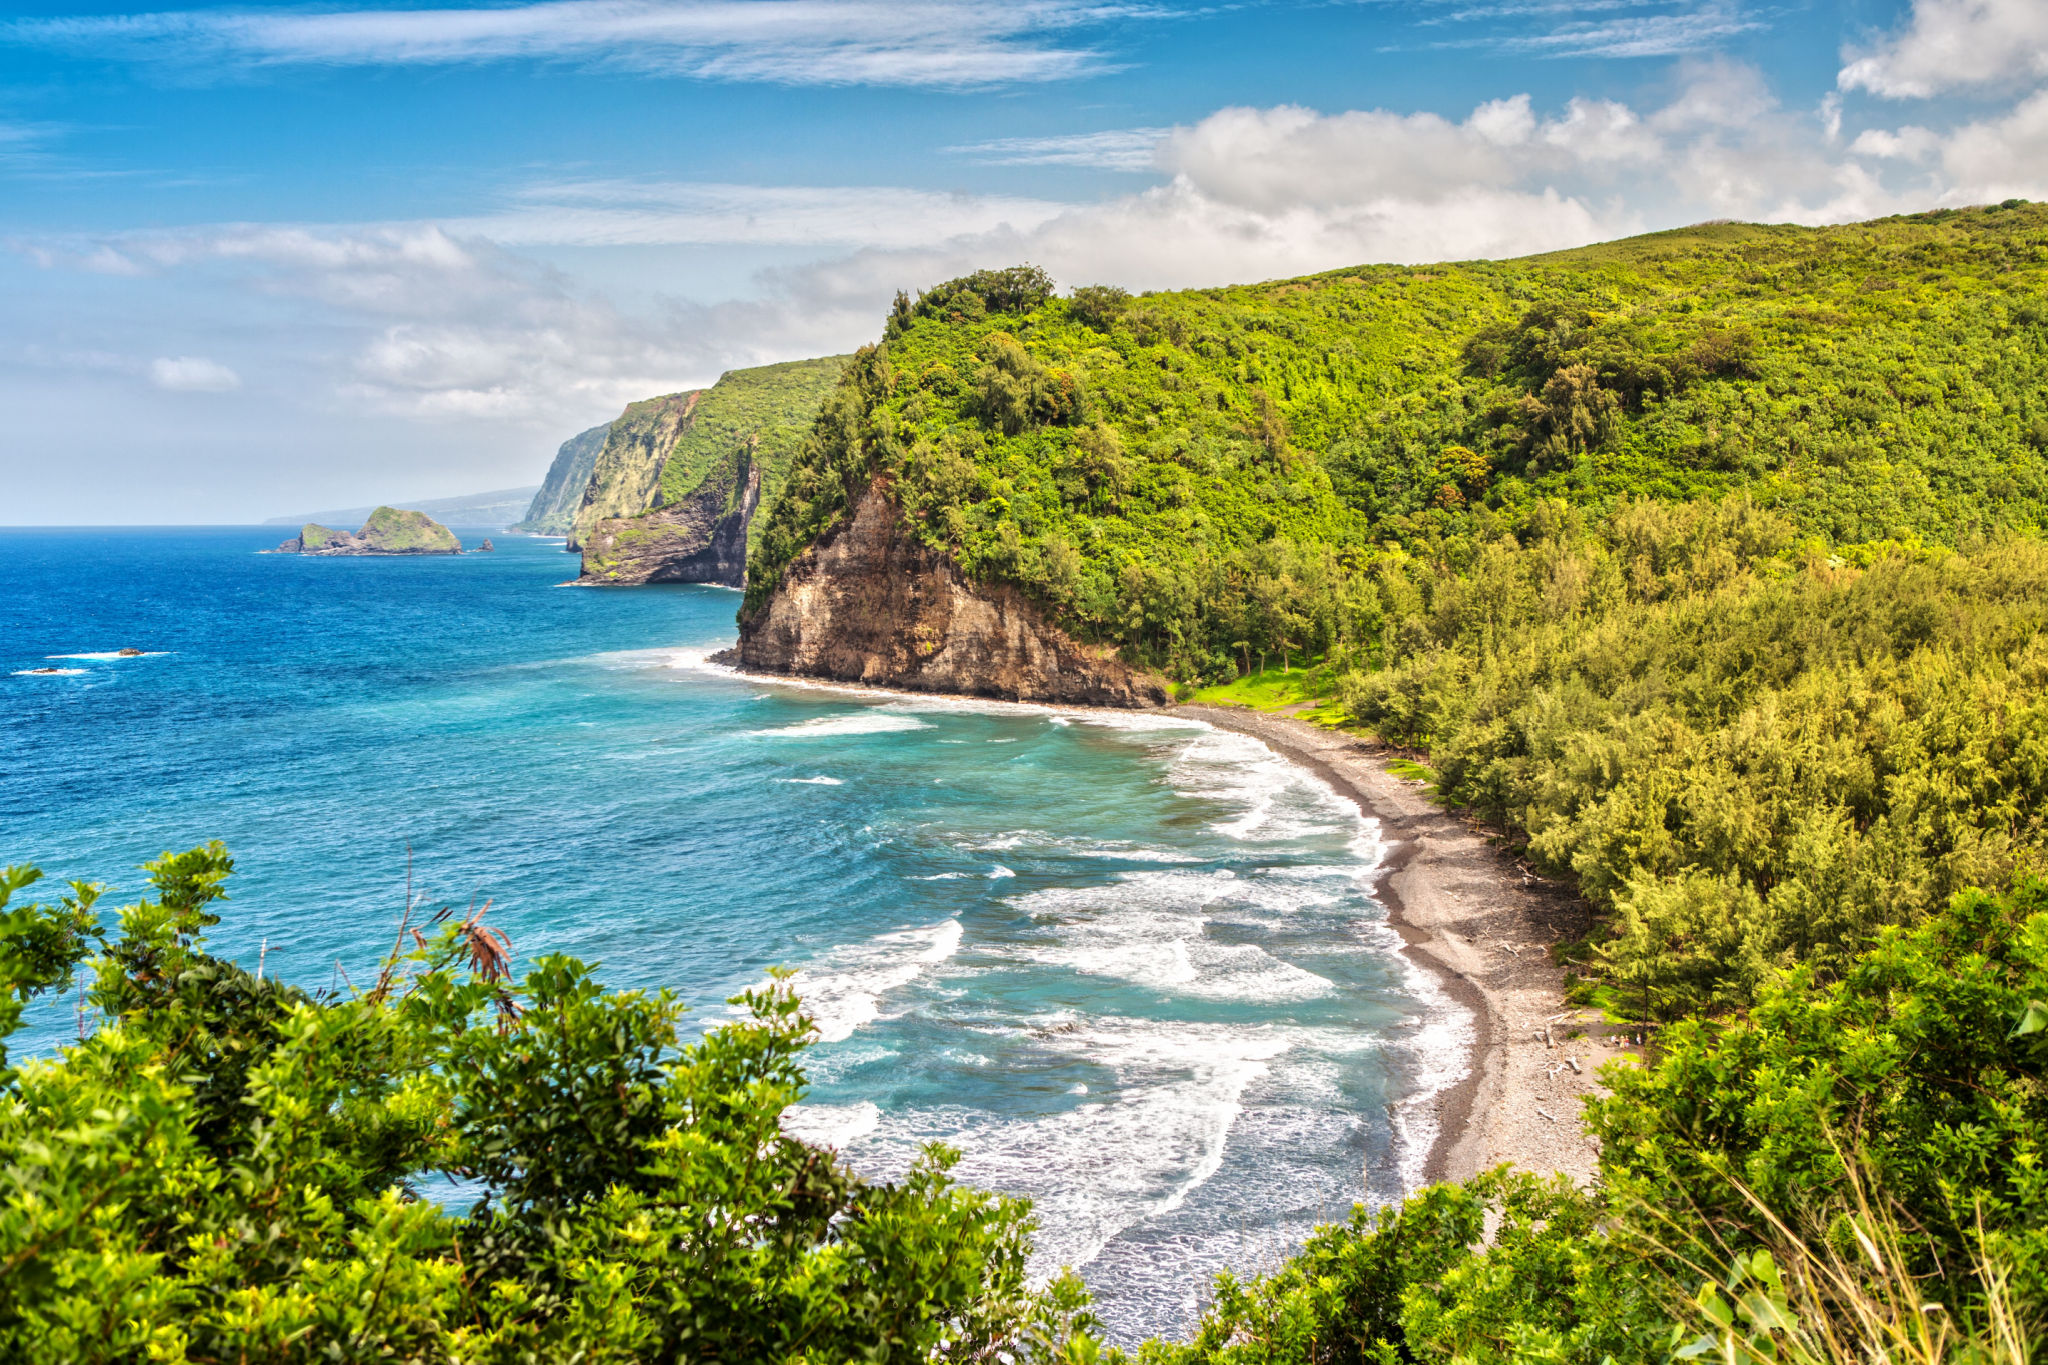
457,180,1070,247
1838,0,2048,99
150,355,240,391
1931,89,2048,201
1153,94,1660,217
6,0,1153,87
1481,3,1764,58
1848,125,1941,161
21,60,2048,443
945,129,1169,170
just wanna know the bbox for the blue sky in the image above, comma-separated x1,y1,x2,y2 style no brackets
3,0,2044,522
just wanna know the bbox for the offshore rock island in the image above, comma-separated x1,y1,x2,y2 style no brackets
265,506,464,555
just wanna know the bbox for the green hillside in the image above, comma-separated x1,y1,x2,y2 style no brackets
746,204,2048,675
569,356,852,554
652,354,852,555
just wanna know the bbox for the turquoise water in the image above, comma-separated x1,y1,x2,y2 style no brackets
1,526,1465,1341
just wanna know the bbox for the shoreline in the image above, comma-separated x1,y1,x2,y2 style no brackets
705,653,1618,1188
1174,705,1616,1186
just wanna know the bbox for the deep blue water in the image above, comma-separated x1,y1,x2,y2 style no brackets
0,526,1464,1341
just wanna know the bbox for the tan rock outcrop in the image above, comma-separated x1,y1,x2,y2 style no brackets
728,481,1165,707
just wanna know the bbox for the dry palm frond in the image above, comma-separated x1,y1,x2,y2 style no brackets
458,900,513,983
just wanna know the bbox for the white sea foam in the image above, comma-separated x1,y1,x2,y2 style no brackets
786,919,964,1043
1008,871,1338,1002
777,776,844,785
913,872,970,881
962,830,1201,864
988,865,1015,879
750,712,932,738
1166,728,1365,843
1382,928,1478,1192
845,1016,1290,1280
45,651,169,660
666,646,739,675
782,1099,882,1149
13,667,88,676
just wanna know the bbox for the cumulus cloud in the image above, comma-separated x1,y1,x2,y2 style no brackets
4,0,1155,87
150,355,240,391
21,57,2048,438
1838,0,2048,99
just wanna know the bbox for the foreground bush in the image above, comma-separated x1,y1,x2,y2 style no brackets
0,846,1094,1363
6,846,2039,1363
1140,881,2048,1365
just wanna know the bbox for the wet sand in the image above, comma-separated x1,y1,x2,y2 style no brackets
1176,704,1624,1186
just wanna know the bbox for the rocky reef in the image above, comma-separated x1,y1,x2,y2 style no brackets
726,481,1165,707
578,453,759,587
266,507,462,556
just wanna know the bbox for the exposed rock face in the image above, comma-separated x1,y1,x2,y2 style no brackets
263,508,462,555
578,456,760,587
514,422,610,535
729,482,1165,707
568,390,702,550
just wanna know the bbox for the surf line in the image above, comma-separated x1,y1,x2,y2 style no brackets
702,651,1499,1196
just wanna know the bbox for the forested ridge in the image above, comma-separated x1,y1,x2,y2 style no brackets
747,203,2048,675
4,208,2047,1360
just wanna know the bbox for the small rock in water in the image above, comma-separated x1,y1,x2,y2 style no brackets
477,538,495,552
117,648,144,656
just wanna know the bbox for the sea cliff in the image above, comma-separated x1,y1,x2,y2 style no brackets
514,423,610,536
578,451,760,587
725,480,1164,706
565,356,851,585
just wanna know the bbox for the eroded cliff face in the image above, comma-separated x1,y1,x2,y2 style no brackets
577,458,760,587
729,482,1165,707
568,390,702,549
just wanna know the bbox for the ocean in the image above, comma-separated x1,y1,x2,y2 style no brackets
0,525,1465,1342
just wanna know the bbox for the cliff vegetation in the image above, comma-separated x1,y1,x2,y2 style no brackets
569,357,850,558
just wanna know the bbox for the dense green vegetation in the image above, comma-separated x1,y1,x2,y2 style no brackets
0,849,1092,1361
4,849,2040,1362
1335,503,2048,1015
745,207,2048,673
